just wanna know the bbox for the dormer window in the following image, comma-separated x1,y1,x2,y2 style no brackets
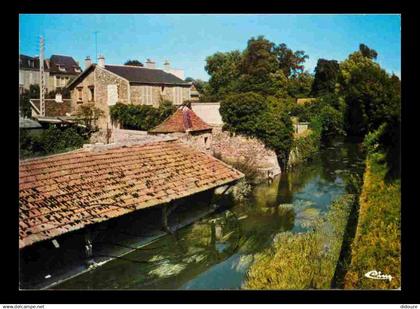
57,64,66,72
74,66,81,73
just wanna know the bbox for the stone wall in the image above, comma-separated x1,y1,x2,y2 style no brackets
191,102,223,126
210,128,281,182
70,66,130,130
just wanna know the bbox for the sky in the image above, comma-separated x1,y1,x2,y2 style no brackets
19,14,401,81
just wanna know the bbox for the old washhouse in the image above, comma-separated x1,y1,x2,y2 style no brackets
19,137,243,289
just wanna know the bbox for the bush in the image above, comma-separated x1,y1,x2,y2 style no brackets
20,126,87,159
110,102,176,131
220,93,294,170
220,92,267,136
344,155,400,289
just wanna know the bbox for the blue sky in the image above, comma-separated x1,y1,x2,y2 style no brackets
19,14,401,80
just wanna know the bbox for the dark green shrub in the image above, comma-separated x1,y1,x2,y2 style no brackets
20,126,87,159
220,92,267,136
110,102,176,131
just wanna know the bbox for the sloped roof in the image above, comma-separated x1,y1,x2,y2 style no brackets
19,117,42,129
48,55,81,75
19,139,243,249
30,99,72,117
149,106,212,134
105,65,190,85
19,54,47,70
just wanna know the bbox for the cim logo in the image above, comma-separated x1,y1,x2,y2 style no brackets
364,270,393,282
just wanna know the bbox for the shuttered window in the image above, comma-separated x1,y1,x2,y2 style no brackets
142,86,153,105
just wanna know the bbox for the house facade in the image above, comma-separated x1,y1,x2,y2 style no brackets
19,54,82,93
66,56,192,130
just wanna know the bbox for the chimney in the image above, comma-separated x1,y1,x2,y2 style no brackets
164,60,171,71
85,56,92,69
55,93,63,103
145,58,156,69
98,55,105,68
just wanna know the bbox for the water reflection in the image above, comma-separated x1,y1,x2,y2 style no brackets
55,140,364,290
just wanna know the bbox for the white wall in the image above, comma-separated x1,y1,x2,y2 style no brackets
191,102,223,126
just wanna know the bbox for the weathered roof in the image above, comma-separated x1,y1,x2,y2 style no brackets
48,55,81,75
19,117,42,129
19,54,81,74
19,139,243,249
149,106,212,134
105,65,190,85
30,99,72,117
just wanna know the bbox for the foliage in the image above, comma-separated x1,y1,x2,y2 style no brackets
110,101,176,131
339,50,400,137
312,104,345,142
287,71,314,98
205,50,242,100
220,93,294,170
244,194,356,289
240,36,278,78
274,42,309,78
124,59,143,66
20,126,87,159
219,92,267,136
311,59,340,96
359,43,378,60
255,100,294,170
288,129,320,167
73,103,105,132
344,155,400,289
204,36,310,100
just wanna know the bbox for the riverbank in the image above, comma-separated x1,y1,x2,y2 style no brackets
344,153,401,289
243,194,356,289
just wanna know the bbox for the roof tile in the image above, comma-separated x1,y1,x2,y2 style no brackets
19,140,243,249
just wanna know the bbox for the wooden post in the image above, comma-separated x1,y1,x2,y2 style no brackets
161,204,173,234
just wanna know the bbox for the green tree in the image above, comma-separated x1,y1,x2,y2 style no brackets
288,71,314,98
274,43,309,78
220,92,267,136
359,43,378,60
205,50,242,99
311,59,340,96
339,51,400,137
124,59,144,66
240,36,278,78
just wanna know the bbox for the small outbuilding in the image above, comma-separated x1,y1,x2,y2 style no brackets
149,105,213,151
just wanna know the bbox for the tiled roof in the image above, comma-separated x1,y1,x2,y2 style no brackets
105,65,190,85
19,140,243,249
149,106,212,134
30,99,72,117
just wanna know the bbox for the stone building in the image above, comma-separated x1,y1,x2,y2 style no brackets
19,54,82,93
149,105,213,152
66,56,192,130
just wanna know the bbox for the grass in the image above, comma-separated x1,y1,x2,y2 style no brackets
243,194,355,289
344,152,401,289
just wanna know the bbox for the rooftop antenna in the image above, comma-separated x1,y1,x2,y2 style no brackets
39,36,46,117
94,31,99,63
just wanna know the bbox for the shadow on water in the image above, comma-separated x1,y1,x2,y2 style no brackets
52,139,365,290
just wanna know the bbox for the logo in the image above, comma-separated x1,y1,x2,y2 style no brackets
364,270,393,282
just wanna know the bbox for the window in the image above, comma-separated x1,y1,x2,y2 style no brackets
77,87,83,102
88,86,94,102
142,86,153,105
173,87,183,105
57,65,66,72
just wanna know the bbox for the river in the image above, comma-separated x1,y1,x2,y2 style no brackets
53,139,365,290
